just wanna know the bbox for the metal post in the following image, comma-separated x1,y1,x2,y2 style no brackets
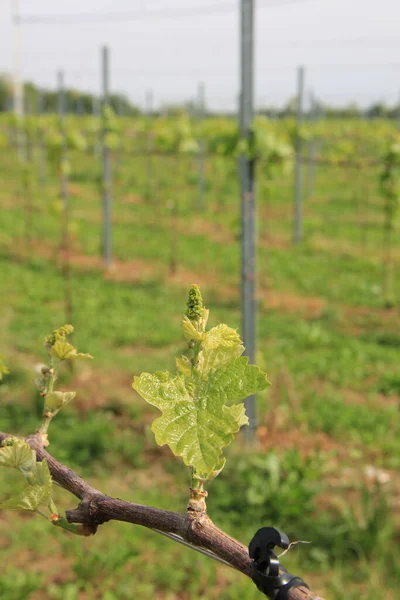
58,70,68,224
58,71,65,118
308,90,317,199
92,95,101,159
12,0,26,160
58,70,73,324
12,0,23,121
37,89,46,186
239,0,256,440
197,81,206,211
294,65,305,244
146,89,154,202
102,45,112,267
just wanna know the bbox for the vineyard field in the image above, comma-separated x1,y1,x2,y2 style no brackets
0,114,399,600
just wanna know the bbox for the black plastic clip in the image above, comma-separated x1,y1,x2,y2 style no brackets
249,527,309,599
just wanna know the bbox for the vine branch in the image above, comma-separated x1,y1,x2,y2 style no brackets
0,431,325,600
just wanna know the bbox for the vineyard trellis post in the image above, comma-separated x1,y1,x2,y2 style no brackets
308,89,317,199
92,96,101,160
37,88,46,187
58,70,67,202
239,0,257,441
101,45,112,268
146,89,154,203
197,81,206,211
12,0,25,161
294,65,305,244
57,69,73,325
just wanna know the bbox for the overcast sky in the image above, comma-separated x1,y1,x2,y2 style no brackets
0,0,400,110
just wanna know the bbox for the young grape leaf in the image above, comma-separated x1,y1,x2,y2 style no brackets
0,440,36,475
175,356,192,377
0,447,53,513
34,459,52,489
181,316,204,341
133,322,268,482
51,341,92,362
45,391,76,412
0,482,52,512
0,356,9,381
198,324,244,372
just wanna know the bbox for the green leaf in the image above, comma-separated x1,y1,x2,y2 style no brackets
0,440,36,475
0,441,53,486
193,457,226,482
205,356,268,406
181,316,203,341
133,286,270,483
0,483,51,512
45,391,76,411
203,324,242,349
133,358,267,481
199,324,244,372
176,355,192,377
0,448,53,513
34,459,52,489
0,356,9,381
52,340,93,361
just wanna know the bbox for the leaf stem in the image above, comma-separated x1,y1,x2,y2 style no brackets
51,514,89,536
38,358,59,438
188,478,208,513
34,508,50,520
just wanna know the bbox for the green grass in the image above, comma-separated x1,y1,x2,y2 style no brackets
0,119,400,599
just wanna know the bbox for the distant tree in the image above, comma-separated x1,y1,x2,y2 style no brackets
0,76,141,117
365,103,390,119
23,82,38,114
279,96,298,118
109,93,141,117
0,74,14,111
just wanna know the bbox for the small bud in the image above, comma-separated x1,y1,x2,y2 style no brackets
186,285,204,322
35,375,48,394
44,324,74,348
1,437,18,447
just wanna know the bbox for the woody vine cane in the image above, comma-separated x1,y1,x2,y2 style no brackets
0,286,325,600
